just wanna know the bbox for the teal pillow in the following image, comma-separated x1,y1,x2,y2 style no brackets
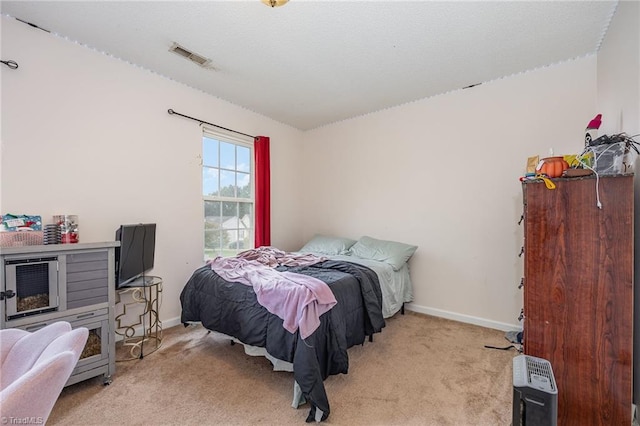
349,236,417,271
299,234,357,256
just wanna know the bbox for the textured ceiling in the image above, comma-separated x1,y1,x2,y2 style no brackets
1,1,618,130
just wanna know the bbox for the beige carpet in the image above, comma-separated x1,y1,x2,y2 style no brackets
49,312,516,425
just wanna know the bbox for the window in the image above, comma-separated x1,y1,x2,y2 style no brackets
202,130,254,259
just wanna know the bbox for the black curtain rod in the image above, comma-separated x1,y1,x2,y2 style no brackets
168,109,255,139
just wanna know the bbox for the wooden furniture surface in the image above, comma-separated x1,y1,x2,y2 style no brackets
522,175,633,426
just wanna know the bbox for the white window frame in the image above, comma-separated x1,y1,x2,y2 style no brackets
202,127,255,259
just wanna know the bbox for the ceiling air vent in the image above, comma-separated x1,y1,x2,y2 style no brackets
169,42,213,68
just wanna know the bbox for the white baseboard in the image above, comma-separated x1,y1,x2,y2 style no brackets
162,316,183,329
405,303,521,332
140,311,519,342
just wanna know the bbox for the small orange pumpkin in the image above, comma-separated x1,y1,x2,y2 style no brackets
537,156,569,178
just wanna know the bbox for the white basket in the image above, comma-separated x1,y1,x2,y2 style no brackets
0,231,44,247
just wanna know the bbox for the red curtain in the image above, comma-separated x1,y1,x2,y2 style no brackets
254,136,271,247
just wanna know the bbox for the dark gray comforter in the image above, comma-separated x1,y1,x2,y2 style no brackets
180,260,385,422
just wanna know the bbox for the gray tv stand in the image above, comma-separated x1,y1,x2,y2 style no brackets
0,242,119,386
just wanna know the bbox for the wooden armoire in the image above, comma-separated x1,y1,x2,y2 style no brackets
522,174,634,425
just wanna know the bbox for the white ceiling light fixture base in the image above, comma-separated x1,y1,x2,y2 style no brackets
261,0,288,7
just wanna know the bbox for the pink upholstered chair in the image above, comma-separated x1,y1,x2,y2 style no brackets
0,322,89,423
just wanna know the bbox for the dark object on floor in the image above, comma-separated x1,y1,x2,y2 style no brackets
512,354,557,426
484,344,519,351
505,330,522,344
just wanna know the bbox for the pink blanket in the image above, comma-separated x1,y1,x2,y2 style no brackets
237,246,328,268
209,256,337,339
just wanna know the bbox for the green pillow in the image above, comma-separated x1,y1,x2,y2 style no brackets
349,236,417,271
299,234,357,255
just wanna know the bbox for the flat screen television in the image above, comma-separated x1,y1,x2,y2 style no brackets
115,223,156,288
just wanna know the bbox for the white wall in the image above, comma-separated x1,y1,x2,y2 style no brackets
596,0,640,408
301,57,598,329
597,1,640,137
0,12,609,334
0,16,305,324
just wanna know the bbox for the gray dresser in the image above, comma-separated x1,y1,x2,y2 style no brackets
0,242,119,386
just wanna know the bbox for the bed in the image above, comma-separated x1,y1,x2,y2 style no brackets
296,234,416,319
180,235,417,422
324,255,412,318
